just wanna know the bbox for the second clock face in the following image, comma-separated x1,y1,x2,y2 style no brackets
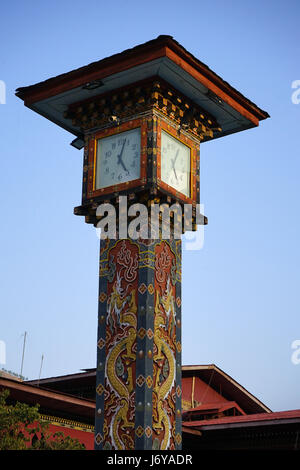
95,128,141,189
161,130,191,197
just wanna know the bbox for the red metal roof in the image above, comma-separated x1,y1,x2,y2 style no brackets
183,409,300,430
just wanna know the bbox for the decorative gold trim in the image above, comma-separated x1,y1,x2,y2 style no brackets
40,414,94,433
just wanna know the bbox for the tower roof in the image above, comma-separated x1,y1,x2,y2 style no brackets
16,35,269,143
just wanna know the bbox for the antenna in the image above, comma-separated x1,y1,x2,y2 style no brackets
37,354,44,387
20,331,27,378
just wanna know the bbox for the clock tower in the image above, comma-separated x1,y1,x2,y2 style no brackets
16,35,269,450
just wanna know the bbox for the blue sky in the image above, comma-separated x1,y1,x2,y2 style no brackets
0,0,299,411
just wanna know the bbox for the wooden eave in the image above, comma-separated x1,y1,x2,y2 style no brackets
0,377,95,421
15,36,269,137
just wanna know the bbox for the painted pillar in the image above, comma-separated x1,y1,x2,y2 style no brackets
94,236,182,450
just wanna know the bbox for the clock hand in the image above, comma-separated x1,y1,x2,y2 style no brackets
173,149,179,164
171,149,179,181
172,164,178,181
117,139,129,173
119,158,128,173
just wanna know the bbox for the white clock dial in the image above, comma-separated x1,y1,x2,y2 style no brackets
161,130,191,197
95,128,141,189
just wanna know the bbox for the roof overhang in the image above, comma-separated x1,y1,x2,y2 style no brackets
0,377,94,421
183,409,300,431
15,35,269,144
182,364,271,414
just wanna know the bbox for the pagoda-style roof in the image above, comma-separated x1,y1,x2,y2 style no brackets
16,35,269,144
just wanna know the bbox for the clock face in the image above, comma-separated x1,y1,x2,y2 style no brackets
161,130,191,197
95,128,141,189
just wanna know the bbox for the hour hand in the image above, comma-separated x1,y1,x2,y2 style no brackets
117,139,128,173
171,149,179,181
118,155,128,173
172,164,178,181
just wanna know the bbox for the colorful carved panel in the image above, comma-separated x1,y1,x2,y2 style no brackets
152,242,177,449
95,237,182,450
104,240,139,450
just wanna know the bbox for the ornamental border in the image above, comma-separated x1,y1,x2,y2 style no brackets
40,413,94,433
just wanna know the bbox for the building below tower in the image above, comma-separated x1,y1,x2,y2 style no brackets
1,364,299,450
